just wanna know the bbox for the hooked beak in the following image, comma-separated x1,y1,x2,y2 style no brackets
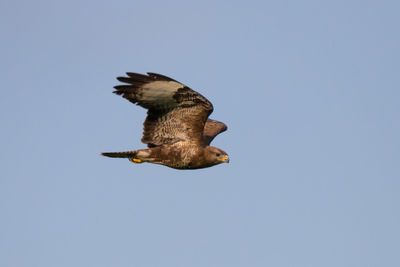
223,154,229,163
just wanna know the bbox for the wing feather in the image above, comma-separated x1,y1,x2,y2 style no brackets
202,119,228,145
113,72,214,146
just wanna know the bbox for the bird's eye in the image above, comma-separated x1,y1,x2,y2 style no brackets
216,153,220,157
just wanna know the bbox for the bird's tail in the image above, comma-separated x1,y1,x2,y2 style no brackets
101,150,138,158
101,149,153,164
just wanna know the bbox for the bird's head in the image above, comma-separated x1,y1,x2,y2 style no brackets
205,146,229,165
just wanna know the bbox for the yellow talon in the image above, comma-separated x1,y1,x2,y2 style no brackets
130,158,143,164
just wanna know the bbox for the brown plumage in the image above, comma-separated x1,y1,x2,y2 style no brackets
101,72,229,169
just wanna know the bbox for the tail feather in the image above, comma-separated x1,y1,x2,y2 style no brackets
101,151,137,158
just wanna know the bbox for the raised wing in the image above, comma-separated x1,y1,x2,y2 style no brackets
113,72,214,147
202,119,227,145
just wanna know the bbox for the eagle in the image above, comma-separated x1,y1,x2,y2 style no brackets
101,72,229,169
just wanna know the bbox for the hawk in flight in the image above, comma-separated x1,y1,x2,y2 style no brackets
102,72,229,169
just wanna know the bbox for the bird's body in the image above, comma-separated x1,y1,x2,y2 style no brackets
102,72,229,169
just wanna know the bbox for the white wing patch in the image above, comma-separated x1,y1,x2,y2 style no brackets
141,81,184,105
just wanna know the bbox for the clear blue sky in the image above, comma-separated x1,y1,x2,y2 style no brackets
1,0,399,266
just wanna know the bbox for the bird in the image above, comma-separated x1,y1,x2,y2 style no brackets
101,72,229,169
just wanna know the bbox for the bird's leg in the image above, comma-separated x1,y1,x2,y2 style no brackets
129,158,143,164
128,149,152,164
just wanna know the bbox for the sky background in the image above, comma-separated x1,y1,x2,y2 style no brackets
1,0,399,266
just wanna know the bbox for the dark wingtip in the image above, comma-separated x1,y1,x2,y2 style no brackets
125,72,152,82
113,85,131,95
112,87,124,95
147,72,177,82
116,76,132,83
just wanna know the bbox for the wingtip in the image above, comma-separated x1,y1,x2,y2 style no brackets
112,85,126,95
116,76,132,83
146,72,177,82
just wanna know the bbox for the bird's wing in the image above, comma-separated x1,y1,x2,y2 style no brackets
113,72,213,147
202,119,228,145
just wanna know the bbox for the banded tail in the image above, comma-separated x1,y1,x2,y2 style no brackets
101,149,153,164
101,151,137,158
